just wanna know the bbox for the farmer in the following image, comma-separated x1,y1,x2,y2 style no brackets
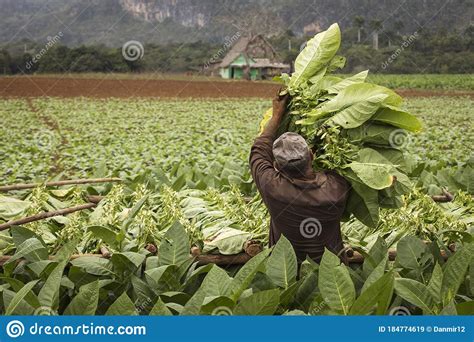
249,89,350,264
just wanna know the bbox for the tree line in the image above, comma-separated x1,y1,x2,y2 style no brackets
0,24,472,75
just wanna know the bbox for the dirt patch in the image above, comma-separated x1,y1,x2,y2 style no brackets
0,77,277,98
26,98,68,174
1,77,473,99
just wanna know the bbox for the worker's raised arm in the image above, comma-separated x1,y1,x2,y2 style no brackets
261,91,290,139
249,90,289,191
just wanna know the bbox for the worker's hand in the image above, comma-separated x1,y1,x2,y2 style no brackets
272,88,290,119
391,175,397,186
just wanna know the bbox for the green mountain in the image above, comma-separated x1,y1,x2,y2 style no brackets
0,0,472,47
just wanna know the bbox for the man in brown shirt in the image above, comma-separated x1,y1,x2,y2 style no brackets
250,91,350,263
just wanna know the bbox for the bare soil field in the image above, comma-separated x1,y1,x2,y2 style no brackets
1,76,472,98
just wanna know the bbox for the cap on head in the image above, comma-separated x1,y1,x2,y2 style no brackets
272,132,311,173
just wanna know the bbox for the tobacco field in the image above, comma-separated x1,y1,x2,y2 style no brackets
0,93,472,316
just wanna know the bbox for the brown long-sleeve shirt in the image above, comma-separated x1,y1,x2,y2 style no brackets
249,134,350,263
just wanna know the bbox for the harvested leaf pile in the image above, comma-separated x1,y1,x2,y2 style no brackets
261,23,423,227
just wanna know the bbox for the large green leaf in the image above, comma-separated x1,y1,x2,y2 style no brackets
394,278,435,314
181,265,231,315
396,236,427,270
106,292,138,315
145,265,181,293
345,124,396,146
350,271,394,315
441,243,474,306
326,55,346,73
131,274,156,312
294,269,319,312
375,272,396,315
3,289,34,315
279,280,301,307
64,280,99,315
111,252,146,274
348,162,393,190
10,226,46,249
319,75,343,90
427,263,443,304
0,276,40,308
158,292,190,308
309,293,333,315
362,237,388,278
373,106,422,132
318,249,355,315
348,148,396,190
289,23,341,88
299,256,319,279
38,260,68,308
202,227,250,255
361,256,388,294
354,149,410,201
440,301,457,315
0,195,30,219
319,83,402,115
328,94,387,129
200,296,235,315
86,226,118,248
27,260,57,277
326,70,368,94
181,263,213,293
149,297,173,316
307,66,328,86
6,237,48,264
5,280,39,315
224,249,271,302
158,221,190,266
180,290,206,316
70,256,115,276
372,148,406,168
52,239,77,262
266,236,297,289
345,181,379,228
177,257,196,282
233,289,280,315
199,266,231,297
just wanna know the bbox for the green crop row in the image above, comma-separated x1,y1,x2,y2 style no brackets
0,222,473,316
365,74,474,90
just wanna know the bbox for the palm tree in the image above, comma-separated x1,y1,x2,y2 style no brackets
370,20,383,50
353,16,365,43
